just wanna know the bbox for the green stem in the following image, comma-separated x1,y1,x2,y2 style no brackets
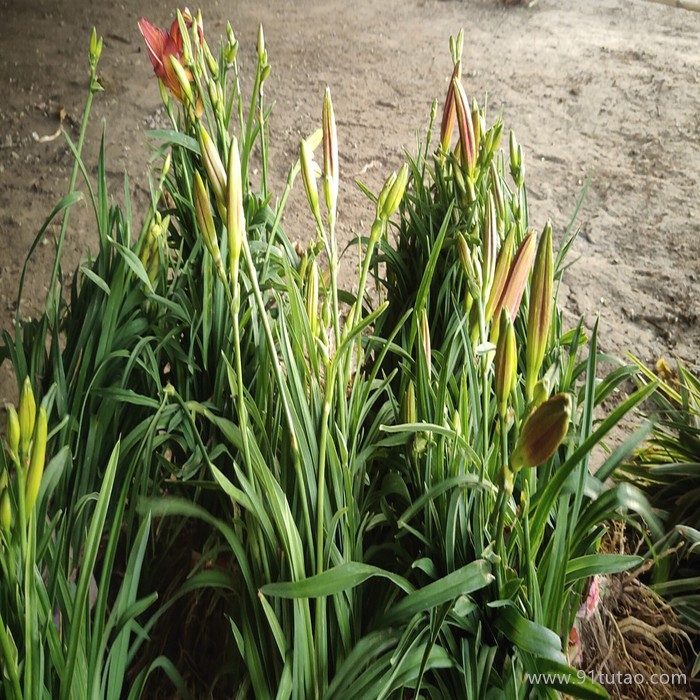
46,66,100,317
0,607,22,699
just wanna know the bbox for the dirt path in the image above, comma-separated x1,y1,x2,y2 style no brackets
1,0,698,404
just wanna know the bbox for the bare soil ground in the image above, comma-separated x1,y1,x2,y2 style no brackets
1,0,698,403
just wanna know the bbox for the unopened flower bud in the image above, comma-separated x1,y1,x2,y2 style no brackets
193,171,222,270
306,260,320,338
203,39,219,77
511,393,571,471
300,137,321,223
485,225,515,323
482,192,498,300
531,376,551,409
19,377,36,460
380,164,408,221
525,222,553,402
401,381,417,425
440,61,461,153
226,137,245,283
491,230,536,326
198,125,227,213
420,309,432,378
5,405,20,461
25,405,47,513
89,27,103,67
0,489,11,535
494,310,517,419
471,97,481,157
322,88,339,221
169,54,194,105
453,77,476,173
257,24,266,63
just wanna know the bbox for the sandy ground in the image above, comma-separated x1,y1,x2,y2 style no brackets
1,0,699,406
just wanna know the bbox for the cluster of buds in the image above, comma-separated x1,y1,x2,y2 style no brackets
139,211,170,286
2,378,48,539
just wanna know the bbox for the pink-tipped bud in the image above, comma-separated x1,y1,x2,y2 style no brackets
491,230,537,325
525,222,554,402
440,61,461,153
485,226,515,324
512,393,572,471
453,77,476,173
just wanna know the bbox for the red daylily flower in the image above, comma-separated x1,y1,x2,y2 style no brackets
138,9,202,107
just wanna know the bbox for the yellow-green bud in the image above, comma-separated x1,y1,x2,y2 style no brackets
198,125,227,214
531,376,550,409
494,310,517,419
19,377,36,460
203,39,219,77
380,164,408,221
257,24,266,63
420,309,432,378
300,137,321,223
89,27,103,67
322,88,339,221
169,54,194,105
306,260,320,338
471,97,481,157
0,489,11,535
25,405,47,514
193,171,222,270
482,192,498,300
226,137,245,284
511,393,571,471
6,405,20,461
401,381,417,425
525,222,553,402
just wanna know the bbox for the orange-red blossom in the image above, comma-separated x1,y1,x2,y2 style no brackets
138,9,202,107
